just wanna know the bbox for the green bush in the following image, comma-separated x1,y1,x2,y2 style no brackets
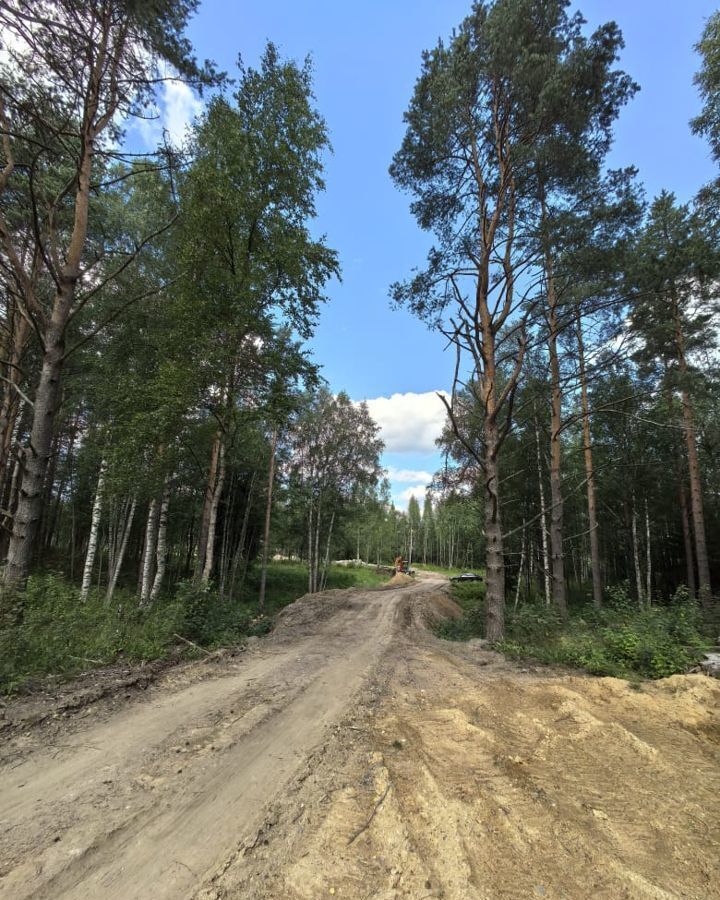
441,579,710,680
0,562,389,693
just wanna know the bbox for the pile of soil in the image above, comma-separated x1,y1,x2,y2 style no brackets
221,659,720,900
272,588,360,638
383,572,415,588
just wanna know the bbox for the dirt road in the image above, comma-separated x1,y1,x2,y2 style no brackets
1,575,719,900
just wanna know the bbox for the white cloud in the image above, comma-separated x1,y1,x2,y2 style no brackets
395,484,429,506
364,391,449,454
135,80,203,149
163,80,203,145
386,466,433,483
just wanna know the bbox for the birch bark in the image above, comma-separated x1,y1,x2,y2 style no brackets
201,438,226,584
140,498,160,605
149,485,170,603
106,497,137,603
258,429,277,611
80,459,107,601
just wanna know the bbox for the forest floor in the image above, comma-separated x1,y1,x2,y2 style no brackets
0,572,719,900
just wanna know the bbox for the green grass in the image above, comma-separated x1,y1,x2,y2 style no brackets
0,562,388,693
437,581,711,679
412,562,483,578
237,560,387,614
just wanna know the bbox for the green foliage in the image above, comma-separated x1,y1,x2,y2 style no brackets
692,11,720,163
439,581,709,679
0,563,386,693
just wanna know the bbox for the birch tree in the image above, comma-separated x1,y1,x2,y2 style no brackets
178,46,338,584
0,0,216,594
288,390,383,593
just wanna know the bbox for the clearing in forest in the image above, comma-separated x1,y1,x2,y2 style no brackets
0,574,718,900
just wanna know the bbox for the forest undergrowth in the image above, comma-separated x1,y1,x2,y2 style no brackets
439,581,713,679
0,562,386,693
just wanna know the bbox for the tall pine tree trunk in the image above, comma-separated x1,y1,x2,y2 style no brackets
484,463,505,641
681,389,711,605
576,310,602,608
671,284,711,605
631,495,644,605
0,314,29,477
679,481,696,598
534,412,552,607
545,256,567,616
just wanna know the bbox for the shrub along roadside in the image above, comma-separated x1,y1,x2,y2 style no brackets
439,581,711,679
0,562,387,693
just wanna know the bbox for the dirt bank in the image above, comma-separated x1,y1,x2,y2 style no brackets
1,573,718,899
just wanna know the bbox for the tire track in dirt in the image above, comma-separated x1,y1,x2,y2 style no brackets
0,579,440,900
3,575,719,900
223,628,719,900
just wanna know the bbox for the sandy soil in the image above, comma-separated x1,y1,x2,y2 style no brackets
1,574,718,900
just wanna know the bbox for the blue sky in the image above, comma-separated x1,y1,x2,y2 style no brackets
139,1,718,508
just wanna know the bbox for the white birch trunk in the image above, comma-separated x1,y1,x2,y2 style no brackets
307,502,314,594
149,485,170,603
228,473,255,603
631,498,644,605
140,498,160,605
201,439,226,584
80,458,107,601
319,510,335,592
106,496,137,603
312,500,322,593
645,499,652,605
258,429,277,611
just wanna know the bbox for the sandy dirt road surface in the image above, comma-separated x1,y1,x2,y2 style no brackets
1,573,719,900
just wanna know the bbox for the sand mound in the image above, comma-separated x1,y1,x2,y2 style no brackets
384,572,415,587
272,588,360,639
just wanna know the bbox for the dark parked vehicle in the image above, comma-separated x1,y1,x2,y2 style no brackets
449,572,484,582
